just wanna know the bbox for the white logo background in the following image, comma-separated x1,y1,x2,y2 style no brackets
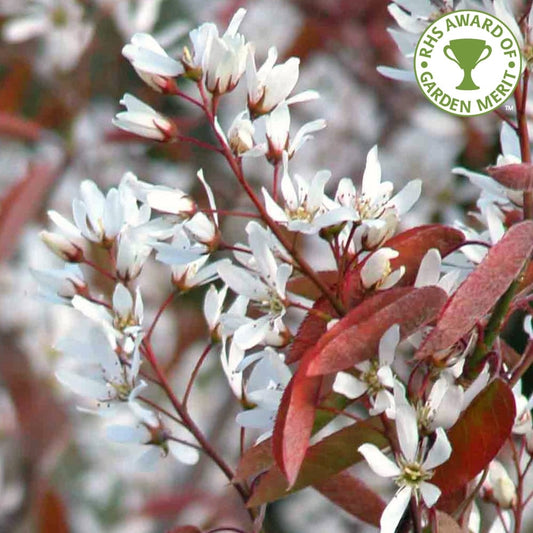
414,11,522,116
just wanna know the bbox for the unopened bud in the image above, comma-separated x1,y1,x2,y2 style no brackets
40,231,83,262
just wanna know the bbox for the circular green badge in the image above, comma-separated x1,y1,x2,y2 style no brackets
414,10,522,116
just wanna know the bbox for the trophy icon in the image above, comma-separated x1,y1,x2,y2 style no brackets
443,39,492,90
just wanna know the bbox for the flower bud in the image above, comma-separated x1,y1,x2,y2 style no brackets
483,461,516,509
40,231,83,262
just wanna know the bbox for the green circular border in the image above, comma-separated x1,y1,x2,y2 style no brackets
413,9,523,117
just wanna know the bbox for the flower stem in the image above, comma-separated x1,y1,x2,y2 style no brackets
141,340,257,523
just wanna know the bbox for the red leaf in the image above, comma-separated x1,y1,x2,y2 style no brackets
37,487,70,533
234,439,274,482
286,270,338,300
435,511,464,533
0,163,60,262
384,224,465,286
339,225,463,308
249,419,387,507
315,471,385,526
274,287,413,485
416,221,533,360
308,286,447,376
432,379,515,495
286,297,337,364
487,163,533,191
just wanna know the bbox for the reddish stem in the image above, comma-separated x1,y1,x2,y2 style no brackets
83,258,117,282
183,342,213,407
141,341,255,519
146,290,176,341
176,134,223,153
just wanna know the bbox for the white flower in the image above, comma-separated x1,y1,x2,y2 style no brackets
202,8,249,95
122,32,183,91
182,8,248,92
246,46,319,117
122,171,196,218
71,180,124,245
262,153,355,234
333,325,399,416
512,380,533,435
31,263,86,304
227,111,255,156
2,0,94,72
108,0,164,39
72,283,143,341
106,382,199,470
113,93,177,141
236,348,292,440
55,325,141,404
218,222,292,350
335,145,421,251
417,376,463,432
359,404,452,533
182,170,219,247
414,248,461,295
203,284,228,340
255,102,326,162
360,248,405,290
219,294,249,396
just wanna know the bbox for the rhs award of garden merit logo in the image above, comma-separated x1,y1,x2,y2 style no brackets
414,10,522,116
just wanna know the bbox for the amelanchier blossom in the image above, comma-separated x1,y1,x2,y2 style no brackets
335,145,421,251
106,382,199,469
218,222,292,350
202,8,249,95
262,153,356,234
333,325,399,416
31,264,87,305
360,248,405,291
236,348,292,440
359,403,452,533
55,325,141,404
246,46,319,117
259,102,327,162
122,32,183,92
482,461,517,509
113,93,177,141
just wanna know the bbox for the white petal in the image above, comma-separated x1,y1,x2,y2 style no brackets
333,372,368,399
423,428,452,470
358,444,400,478
380,486,412,533
420,481,441,508
377,66,416,82
377,366,394,389
362,145,381,198
236,408,275,429
379,324,400,366
396,404,419,462
415,249,441,288
390,179,421,216
56,370,111,400
106,424,148,443
168,441,200,465
370,389,395,416
136,447,162,471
